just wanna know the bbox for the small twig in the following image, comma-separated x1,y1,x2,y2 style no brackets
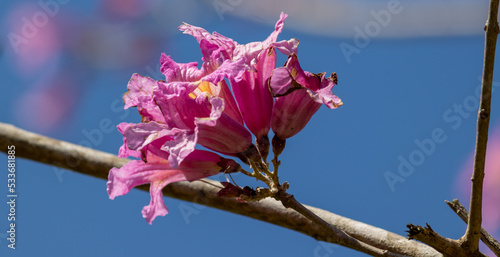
446,199,500,256
407,223,486,257
464,0,500,253
276,191,406,257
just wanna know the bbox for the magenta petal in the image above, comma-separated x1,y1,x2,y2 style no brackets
123,74,165,122
195,97,253,155
179,23,236,65
179,24,236,52
160,53,203,82
262,12,288,48
142,181,169,224
271,54,342,139
154,81,210,130
274,38,300,56
202,57,246,84
123,122,172,151
232,13,291,70
272,90,322,139
107,160,170,200
123,73,155,109
309,77,343,109
107,150,225,224
161,130,198,168
117,122,142,159
231,47,276,139
269,67,294,96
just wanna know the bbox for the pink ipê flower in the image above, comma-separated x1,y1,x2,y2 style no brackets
108,149,240,224
180,13,299,159
108,12,342,224
270,53,343,140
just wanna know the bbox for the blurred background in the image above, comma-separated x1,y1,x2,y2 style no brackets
1,0,499,256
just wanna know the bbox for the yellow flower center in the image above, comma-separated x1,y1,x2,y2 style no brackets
189,81,218,99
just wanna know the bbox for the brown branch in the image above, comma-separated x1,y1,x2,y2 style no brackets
464,0,500,253
446,199,500,256
276,192,405,257
407,223,487,257
0,122,441,256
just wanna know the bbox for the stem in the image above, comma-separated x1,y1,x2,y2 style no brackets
446,199,500,256
463,0,499,252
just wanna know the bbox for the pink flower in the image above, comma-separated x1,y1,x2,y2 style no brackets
180,13,299,159
109,12,341,224
154,55,257,163
269,53,343,141
121,52,255,166
108,149,241,224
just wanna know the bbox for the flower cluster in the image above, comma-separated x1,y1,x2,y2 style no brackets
107,12,342,224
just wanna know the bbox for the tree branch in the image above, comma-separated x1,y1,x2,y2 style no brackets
464,0,500,252
0,122,440,256
446,199,500,256
407,223,486,257
276,191,405,257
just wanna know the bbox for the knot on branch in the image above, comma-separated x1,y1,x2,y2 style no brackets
484,21,500,34
479,109,490,119
407,223,435,240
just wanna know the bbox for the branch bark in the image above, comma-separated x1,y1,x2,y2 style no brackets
276,192,405,257
463,0,500,253
407,223,486,257
446,199,500,256
0,122,440,256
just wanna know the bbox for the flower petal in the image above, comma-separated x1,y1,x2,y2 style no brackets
270,54,342,139
123,73,165,122
123,122,172,151
262,12,288,47
117,122,142,159
107,149,226,224
231,47,276,139
142,180,169,224
274,38,300,56
195,97,253,155
179,23,236,66
160,53,203,82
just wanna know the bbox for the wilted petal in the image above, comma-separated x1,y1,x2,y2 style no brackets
262,12,288,47
179,23,236,66
309,73,343,109
268,67,298,96
233,12,293,68
270,54,342,139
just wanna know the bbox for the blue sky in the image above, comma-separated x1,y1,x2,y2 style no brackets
1,1,500,256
